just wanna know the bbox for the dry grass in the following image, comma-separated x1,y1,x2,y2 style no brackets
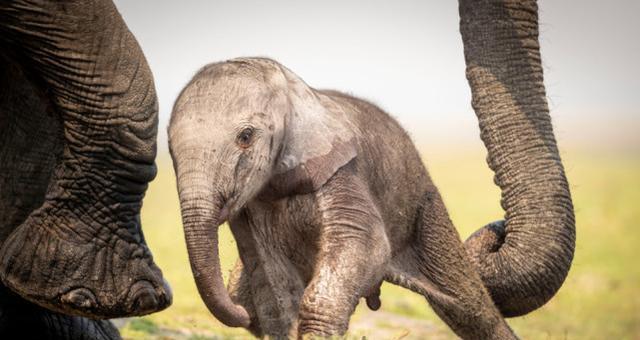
120,150,640,339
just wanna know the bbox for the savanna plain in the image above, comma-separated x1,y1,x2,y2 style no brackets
118,148,640,339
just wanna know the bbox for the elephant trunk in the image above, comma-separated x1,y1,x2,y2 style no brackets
175,160,250,328
459,0,576,316
0,0,170,318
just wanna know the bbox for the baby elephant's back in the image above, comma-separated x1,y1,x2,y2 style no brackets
319,90,430,247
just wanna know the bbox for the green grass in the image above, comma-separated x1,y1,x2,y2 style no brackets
119,150,640,339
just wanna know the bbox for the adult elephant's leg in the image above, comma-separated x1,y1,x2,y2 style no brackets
297,170,391,338
0,284,120,340
0,0,170,318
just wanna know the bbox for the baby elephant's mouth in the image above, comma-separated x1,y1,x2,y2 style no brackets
219,203,230,225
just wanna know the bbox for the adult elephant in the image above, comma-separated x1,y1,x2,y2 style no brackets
0,0,171,338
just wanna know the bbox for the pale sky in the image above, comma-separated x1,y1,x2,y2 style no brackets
114,0,640,153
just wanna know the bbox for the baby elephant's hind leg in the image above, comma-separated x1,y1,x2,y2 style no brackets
412,187,516,340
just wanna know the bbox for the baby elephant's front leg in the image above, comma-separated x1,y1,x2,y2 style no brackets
298,168,390,338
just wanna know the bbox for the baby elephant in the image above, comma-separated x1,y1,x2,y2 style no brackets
169,58,514,339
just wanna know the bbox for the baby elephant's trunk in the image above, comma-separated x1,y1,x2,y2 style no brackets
174,159,250,328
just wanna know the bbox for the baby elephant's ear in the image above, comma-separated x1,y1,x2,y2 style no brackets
269,75,357,196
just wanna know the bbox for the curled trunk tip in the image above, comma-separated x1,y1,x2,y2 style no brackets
459,0,576,316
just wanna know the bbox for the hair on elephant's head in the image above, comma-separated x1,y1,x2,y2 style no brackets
168,57,356,327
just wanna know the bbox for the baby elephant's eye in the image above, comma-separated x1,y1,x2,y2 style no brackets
236,127,255,148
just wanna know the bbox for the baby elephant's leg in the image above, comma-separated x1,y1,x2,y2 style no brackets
230,213,307,339
415,187,516,340
298,169,391,338
227,260,262,337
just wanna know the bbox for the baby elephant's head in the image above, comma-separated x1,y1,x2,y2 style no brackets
168,58,355,327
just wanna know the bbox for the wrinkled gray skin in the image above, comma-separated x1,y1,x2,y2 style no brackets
170,1,574,339
0,0,171,338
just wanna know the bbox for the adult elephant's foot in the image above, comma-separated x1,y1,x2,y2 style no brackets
0,201,171,319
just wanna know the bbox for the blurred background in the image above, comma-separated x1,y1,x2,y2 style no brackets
112,0,639,338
